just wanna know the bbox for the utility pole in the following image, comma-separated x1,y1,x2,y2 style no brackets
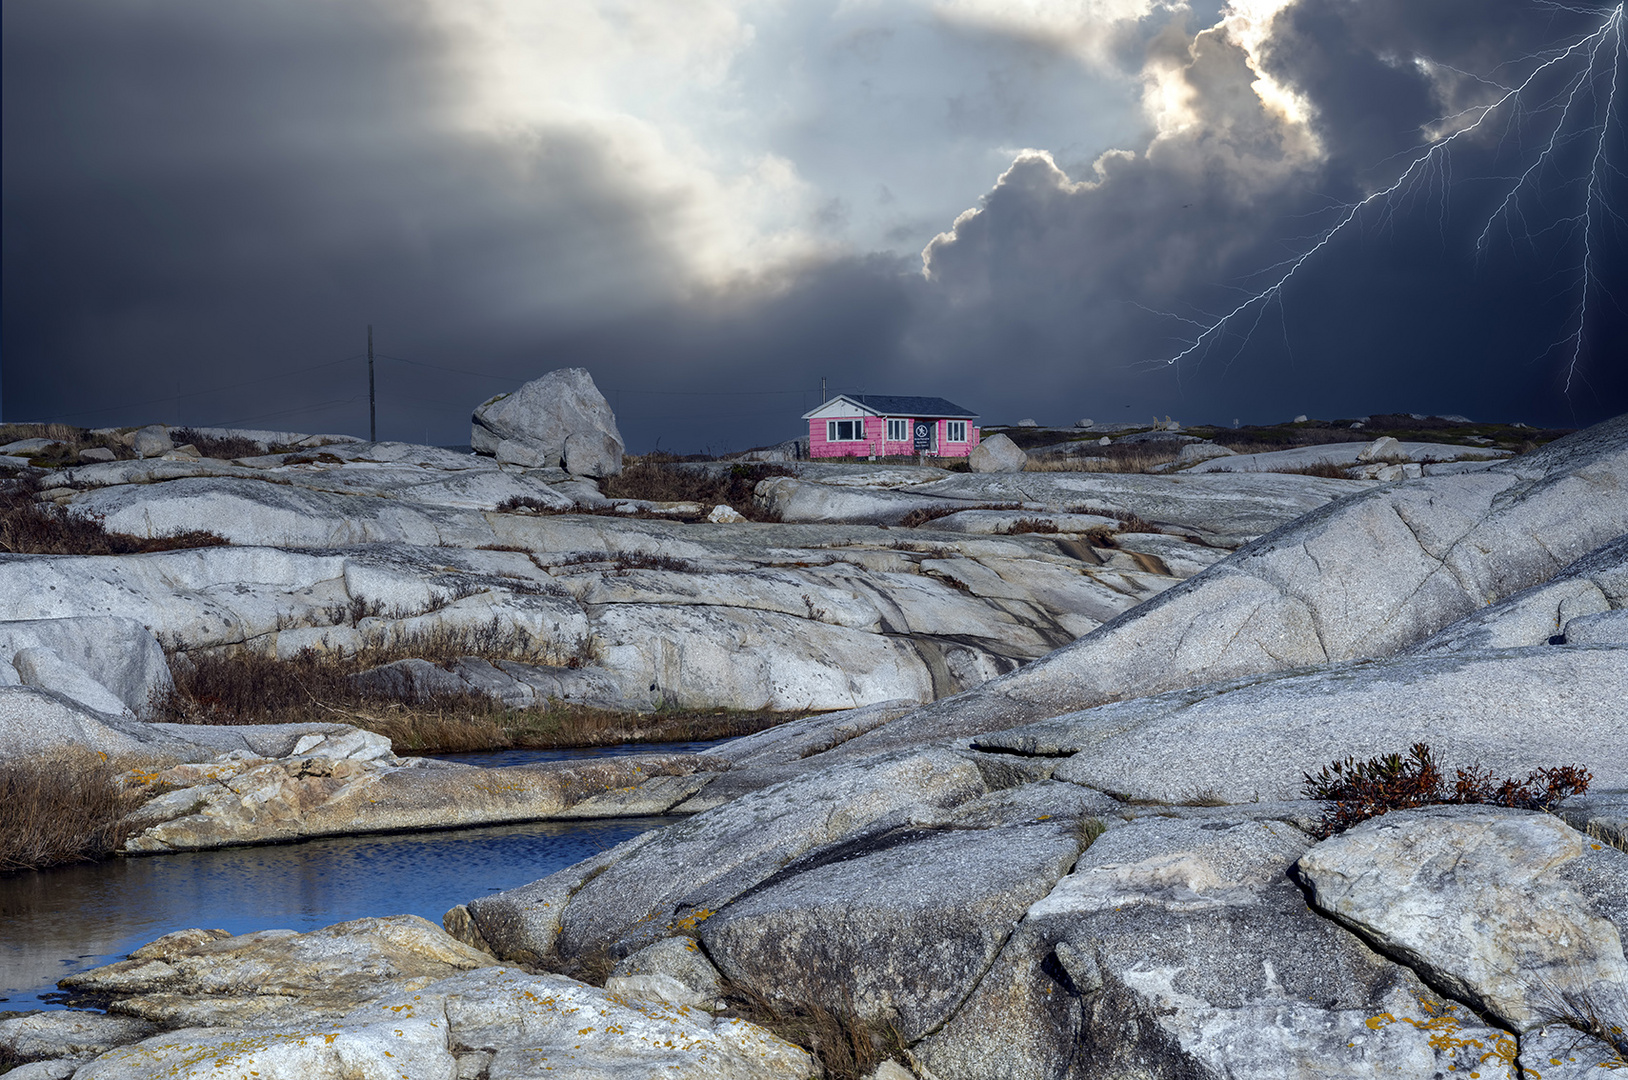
820,376,827,404
367,325,376,442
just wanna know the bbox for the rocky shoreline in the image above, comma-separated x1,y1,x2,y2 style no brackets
2,385,1625,1078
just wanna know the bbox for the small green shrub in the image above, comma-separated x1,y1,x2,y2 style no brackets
1302,743,1592,838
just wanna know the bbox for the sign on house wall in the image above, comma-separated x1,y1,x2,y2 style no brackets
913,421,931,452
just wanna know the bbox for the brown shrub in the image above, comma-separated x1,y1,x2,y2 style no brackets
897,502,1022,528
1302,743,1592,838
172,427,282,460
1003,517,1059,534
0,476,229,555
600,460,792,520
0,749,154,871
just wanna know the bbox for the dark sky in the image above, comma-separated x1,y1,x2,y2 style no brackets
4,0,1624,453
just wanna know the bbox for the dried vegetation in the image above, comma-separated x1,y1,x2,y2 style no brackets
0,473,229,555
1302,742,1592,838
0,749,156,872
154,635,798,754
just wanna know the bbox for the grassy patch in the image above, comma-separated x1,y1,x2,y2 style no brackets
155,645,803,754
0,475,229,555
0,749,156,872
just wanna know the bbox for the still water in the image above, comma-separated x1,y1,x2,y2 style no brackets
0,742,726,1012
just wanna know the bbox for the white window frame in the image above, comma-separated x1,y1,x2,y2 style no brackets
946,420,967,442
827,418,866,442
886,418,909,442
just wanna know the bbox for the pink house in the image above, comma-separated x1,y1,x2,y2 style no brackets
802,394,981,459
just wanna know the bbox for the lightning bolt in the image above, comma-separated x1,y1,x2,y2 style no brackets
1154,3,1625,392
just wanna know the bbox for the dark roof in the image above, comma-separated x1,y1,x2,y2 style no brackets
846,394,977,418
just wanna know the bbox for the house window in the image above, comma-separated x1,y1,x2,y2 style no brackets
886,419,908,442
827,418,866,442
946,420,967,442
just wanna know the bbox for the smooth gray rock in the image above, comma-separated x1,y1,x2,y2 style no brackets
607,935,724,1009
969,433,1027,473
758,469,1363,546
1170,440,1236,467
0,686,200,760
3,1060,82,1080
129,425,172,458
59,915,496,1027
1564,608,1628,645
0,1012,158,1065
1561,790,1628,851
832,414,1628,758
470,367,624,478
1411,533,1628,653
700,822,1082,1042
12,647,132,717
918,814,1503,1080
66,964,817,1079
472,749,990,967
974,645,1628,803
0,617,173,717
77,446,117,463
1296,806,1628,1032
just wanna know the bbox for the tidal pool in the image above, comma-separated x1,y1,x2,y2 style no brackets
0,814,680,1012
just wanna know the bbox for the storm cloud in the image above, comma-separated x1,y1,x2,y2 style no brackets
3,0,1623,452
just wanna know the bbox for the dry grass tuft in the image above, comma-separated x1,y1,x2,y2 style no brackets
720,981,911,1080
155,643,804,753
1025,444,1182,473
0,475,229,555
1003,517,1059,534
0,749,156,872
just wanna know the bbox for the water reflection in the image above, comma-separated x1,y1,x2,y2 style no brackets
428,739,732,769
0,816,676,1012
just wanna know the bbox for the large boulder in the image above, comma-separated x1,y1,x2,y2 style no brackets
699,822,1083,1042
465,748,992,966
973,644,1628,803
0,617,173,718
827,412,1628,757
470,367,624,477
916,814,1513,1080
968,433,1027,473
1297,807,1628,1033
1410,532,1628,653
